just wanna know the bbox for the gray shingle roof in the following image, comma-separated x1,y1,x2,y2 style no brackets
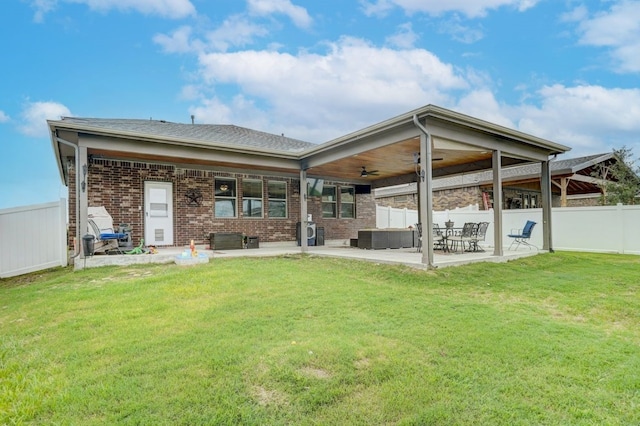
58,117,316,153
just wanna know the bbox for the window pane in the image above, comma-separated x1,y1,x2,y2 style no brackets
341,187,354,203
215,178,236,196
341,203,354,218
268,200,286,218
340,187,355,218
243,180,263,198
243,199,263,218
322,185,337,218
322,203,336,218
268,181,286,198
149,203,168,217
322,186,336,202
215,200,236,217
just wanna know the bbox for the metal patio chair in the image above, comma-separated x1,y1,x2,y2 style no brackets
508,220,537,250
469,222,489,252
448,222,478,253
88,219,127,254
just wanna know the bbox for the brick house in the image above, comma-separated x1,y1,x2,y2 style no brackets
48,105,569,268
375,153,616,211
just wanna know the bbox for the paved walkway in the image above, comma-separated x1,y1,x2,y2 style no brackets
77,241,540,270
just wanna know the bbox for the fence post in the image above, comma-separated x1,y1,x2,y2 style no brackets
617,203,625,254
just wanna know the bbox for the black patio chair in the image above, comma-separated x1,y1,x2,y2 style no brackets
415,223,445,252
508,220,537,250
470,222,489,252
414,223,422,252
448,222,478,253
432,223,445,251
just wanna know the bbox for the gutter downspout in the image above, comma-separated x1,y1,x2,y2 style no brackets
412,115,435,269
56,134,81,259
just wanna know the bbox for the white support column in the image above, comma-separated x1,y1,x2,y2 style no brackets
492,150,503,256
541,159,553,252
78,145,89,258
419,132,435,268
300,169,308,253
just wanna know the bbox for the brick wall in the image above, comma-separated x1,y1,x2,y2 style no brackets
376,194,418,210
68,159,375,248
433,187,483,210
566,196,603,207
376,187,482,211
376,185,600,211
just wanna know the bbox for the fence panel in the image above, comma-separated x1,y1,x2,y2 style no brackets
377,204,640,254
0,200,68,278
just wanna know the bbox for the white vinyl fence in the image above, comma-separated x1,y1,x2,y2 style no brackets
0,200,68,278
377,203,640,254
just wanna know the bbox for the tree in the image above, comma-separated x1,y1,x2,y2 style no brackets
592,146,640,205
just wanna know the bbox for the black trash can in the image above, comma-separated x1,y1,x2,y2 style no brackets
82,234,95,257
247,236,259,249
316,227,325,246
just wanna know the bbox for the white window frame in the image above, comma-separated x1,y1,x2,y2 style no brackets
322,185,337,218
214,177,237,218
267,180,287,218
242,179,263,218
340,186,355,219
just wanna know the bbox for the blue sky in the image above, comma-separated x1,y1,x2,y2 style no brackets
1,0,639,209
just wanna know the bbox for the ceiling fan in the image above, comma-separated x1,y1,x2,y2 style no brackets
360,166,379,177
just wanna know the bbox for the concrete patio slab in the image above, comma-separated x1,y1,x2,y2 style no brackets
75,240,541,270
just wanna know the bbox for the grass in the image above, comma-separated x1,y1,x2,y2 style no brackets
1,252,639,425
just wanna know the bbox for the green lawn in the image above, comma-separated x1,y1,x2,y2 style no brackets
1,252,639,425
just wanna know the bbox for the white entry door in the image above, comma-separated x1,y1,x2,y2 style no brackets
144,181,174,246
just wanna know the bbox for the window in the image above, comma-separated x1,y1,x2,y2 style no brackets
340,186,355,218
268,181,287,218
322,185,337,218
214,178,237,218
242,179,263,218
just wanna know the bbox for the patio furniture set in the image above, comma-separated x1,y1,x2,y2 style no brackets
421,221,490,254
416,220,536,253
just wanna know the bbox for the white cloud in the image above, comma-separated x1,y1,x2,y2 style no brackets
361,0,539,18
438,15,485,43
30,0,196,21
455,89,514,128
0,110,9,123
193,37,468,141
560,5,588,23
19,101,71,138
204,15,269,52
247,0,312,29
153,26,201,54
154,16,275,54
574,1,640,73
30,0,57,23
385,23,419,49
360,0,394,17
514,84,640,154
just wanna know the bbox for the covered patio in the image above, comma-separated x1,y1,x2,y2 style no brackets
300,105,569,268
